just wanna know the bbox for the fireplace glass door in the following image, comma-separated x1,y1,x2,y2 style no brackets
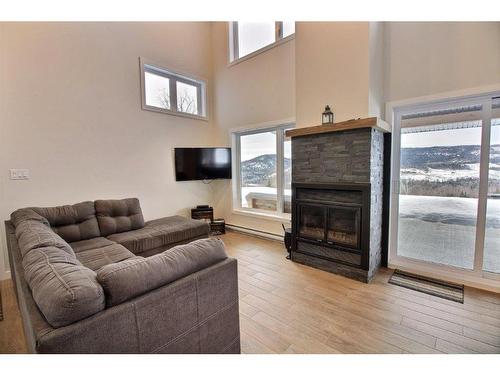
327,206,360,249
298,204,326,241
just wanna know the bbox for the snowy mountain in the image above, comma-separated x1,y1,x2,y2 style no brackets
400,144,500,197
241,154,291,186
401,144,500,170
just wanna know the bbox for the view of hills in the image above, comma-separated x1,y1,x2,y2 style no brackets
241,145,500,198
400,144,500,197
241,154,290,187
401,144,500,171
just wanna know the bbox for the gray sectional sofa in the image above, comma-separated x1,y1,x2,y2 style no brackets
4,198,240,354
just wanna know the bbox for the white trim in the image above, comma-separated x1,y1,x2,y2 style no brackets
230,119,295,216
226,224,283,242
139,57,209,121
231,134,242,213
227,21,295,67
388,110,402,272
228,117,296,135
227,34,295,67
232,208,291,223
231,121,294,218
141,105,209,122
276,126,285,214
473,98,492,272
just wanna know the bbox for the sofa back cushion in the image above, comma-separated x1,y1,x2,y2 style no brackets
97,238,227,306
11,208,49,227
31,201,100,243
16,219,75,258
95,198,145,237
22,246,105,327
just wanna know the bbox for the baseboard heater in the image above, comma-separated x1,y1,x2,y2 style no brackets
225,224,283,242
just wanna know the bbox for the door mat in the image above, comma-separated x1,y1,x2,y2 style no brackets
389,269,464,303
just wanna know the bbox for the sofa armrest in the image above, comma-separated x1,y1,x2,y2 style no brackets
97,238,227,306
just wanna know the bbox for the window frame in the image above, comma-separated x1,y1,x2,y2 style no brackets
228,22,295,65
140,57,208,121
388,91,500,290
232,122,295,220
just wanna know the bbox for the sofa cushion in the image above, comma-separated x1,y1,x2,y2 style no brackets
31,201,100,243
11,208,50,227
69,237,115,253
76,243,136,271
95,198,145,236
107,216,210,254
15,220,74,258
97,238,227,306
22,246,105,328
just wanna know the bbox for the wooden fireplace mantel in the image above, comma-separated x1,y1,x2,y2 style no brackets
285,117,391,138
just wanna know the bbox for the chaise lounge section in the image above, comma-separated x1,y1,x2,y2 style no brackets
5,198,240,354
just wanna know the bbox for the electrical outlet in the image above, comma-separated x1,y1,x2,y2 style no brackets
9,169,30,180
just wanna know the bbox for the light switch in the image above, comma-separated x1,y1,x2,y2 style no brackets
9,169,30,180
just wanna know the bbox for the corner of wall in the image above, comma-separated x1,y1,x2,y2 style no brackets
368,22,386,120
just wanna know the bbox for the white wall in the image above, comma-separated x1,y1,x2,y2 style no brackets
210,22,295,236
368,22,385,119
384,22,500,103
295,22,372,127
0,22,217,278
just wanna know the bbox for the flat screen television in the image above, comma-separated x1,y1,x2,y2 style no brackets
175,147,232,181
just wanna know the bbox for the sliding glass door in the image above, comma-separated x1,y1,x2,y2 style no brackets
390,94,500,281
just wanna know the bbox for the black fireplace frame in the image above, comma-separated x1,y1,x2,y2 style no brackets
291,182,371,270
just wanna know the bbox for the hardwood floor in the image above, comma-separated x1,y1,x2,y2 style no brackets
1,230,500,354
0,276,28,353
222,231,500,354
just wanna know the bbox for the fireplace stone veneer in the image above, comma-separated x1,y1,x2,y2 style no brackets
290,126,384,283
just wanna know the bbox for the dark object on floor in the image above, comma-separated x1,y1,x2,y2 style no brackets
211,218,226,235
282,224,292,259
0,289,3,321
389,269,464,303
191,205,214,222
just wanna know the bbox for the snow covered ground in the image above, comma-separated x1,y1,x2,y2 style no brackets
241,186,290,207
398,195,500,272
401,163,500,182
399,195,500,227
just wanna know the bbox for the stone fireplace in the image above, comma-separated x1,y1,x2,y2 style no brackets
287,117,389,283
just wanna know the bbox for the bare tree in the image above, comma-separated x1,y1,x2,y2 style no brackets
177,92,196,114
157,89,197,114
158,88,170,109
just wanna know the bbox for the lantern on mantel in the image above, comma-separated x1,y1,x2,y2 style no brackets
322,105,334,125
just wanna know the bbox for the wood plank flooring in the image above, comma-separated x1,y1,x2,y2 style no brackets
0,276,28,353
221,231,500,354
1,230,500,354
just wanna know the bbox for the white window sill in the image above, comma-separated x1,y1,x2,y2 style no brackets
142,105,209,122
232,208,291,223
227,34,295,68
